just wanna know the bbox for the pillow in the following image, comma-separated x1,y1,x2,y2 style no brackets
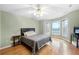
24,31,37,36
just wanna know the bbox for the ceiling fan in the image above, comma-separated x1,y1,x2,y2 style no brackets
33,4,44,17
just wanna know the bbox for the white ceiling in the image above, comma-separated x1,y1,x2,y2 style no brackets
0,4,79,20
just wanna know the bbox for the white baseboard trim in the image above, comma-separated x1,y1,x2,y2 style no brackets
0,45,12,50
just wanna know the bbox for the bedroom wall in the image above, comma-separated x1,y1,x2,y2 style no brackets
1,11,41,48
39,21,43,34
0,11,1,47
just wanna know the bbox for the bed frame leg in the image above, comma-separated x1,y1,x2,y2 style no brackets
49,40,53,47
32,43,36,55
32,48,36,55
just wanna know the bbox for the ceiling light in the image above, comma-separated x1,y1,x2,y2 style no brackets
33,4,44,17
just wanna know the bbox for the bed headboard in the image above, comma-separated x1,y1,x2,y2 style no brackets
21,28,35,36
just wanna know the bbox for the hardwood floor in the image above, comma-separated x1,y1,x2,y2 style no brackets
0,38,79,55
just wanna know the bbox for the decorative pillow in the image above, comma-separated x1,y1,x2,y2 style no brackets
24,31,37,36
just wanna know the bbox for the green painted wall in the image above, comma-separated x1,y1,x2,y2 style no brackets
39,21,43,34
0,11,1,47
1,11,41,47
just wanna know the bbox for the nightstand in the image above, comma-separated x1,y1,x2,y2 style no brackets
11,35,21,46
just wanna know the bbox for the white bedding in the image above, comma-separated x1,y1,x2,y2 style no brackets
24,31,37,36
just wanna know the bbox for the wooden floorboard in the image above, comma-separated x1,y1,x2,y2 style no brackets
0,38,79,55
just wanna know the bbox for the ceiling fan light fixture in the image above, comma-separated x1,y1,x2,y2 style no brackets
33,4,44,17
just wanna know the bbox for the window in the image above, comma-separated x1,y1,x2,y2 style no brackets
52,21,61,35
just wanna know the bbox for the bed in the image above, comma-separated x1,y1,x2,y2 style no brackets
20,28,52,54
